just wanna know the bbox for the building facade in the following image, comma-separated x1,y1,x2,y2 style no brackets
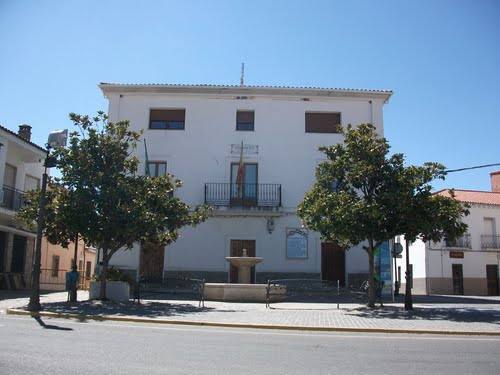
396,171,500,296
100,83,392,286
0,125,46,290
40,237,96,291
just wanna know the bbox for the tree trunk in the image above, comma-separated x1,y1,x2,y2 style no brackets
367,238,376,308
404,238,413,310
99,250,108,300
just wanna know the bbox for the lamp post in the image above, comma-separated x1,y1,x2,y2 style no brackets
28,129,68,312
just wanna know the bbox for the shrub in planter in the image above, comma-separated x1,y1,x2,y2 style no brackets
89,267,133,301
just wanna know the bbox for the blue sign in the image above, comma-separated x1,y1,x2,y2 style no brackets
375,241,392,296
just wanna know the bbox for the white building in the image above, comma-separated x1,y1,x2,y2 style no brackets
0,124,46,290
100,83,392,286
396,172,500,296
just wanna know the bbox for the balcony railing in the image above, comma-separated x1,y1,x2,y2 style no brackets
1,185,25,211
481,235,500,250
204,183,281,208
445,234,471,249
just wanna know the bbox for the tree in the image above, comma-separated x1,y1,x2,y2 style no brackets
18,112,210,299
393,164,469,310
298,124,405,307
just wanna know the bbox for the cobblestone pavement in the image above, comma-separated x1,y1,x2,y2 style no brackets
2,291,499,332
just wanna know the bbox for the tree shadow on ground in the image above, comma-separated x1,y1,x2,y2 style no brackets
344,305,500,324
31,299,240,320
33,316,73,331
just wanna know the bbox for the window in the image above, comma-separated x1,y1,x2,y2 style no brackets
236,110,254,131
78,260,83,271
149,109,185,130
305,112,341,133
24,175,40,192
51,255,60,277
147,161,167,177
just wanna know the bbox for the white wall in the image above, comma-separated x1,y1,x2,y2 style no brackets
108,93,385,210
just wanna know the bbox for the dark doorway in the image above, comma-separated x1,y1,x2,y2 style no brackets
486,265,499,296
229,240,256,283
452,264,464,295
0,232,6,272
10,235,26,273
321,242,345,286
140,242,165,283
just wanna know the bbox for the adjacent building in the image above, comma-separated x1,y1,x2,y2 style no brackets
396,172,500,296
100,83,392,286
0,125,46,290
40,237,97,291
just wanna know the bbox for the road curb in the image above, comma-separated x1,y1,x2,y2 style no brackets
6,308,500,336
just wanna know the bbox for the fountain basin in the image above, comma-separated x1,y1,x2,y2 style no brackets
204,283,286,302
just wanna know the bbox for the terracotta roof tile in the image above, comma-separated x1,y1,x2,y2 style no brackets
435,189,500,206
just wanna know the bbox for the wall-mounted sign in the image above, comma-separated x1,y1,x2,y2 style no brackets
231,143,258,155
449,251,464,259
286,228,308,259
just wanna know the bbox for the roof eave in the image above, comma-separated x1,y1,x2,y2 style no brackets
98,83,393,102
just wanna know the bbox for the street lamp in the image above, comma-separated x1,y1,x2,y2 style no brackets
28,129,68,312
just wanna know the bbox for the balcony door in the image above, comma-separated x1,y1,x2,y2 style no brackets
230,163,257,207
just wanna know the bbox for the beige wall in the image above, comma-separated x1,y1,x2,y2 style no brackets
40,237,96,290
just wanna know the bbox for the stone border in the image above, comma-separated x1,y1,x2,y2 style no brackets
6,308,500,336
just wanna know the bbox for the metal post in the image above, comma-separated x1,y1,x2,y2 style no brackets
28,153,49,313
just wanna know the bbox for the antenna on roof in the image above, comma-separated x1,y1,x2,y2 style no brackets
240,62,245,86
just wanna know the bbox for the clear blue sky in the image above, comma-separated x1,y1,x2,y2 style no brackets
1,0,499,191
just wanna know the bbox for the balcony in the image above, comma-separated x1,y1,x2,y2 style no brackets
1,185,25,211
481,235,500,250
204,183,281,209
444,234,471,249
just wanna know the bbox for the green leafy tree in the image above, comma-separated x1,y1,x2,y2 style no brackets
18,112,210,299
298,124,404,307
298,124,469,308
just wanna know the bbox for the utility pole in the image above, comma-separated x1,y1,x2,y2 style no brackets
28,129,67,313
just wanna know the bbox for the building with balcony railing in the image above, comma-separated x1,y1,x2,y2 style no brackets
0,124,46,290
481,235,500,250
396,171,500,296
101,82,392,285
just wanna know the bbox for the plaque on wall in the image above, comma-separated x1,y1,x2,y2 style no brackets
230,143,258,155
286,228,308,259
449,251,464,259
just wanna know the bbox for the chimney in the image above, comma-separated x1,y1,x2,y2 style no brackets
18,124,32,142
491,171,500,193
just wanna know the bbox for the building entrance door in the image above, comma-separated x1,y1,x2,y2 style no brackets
140,242,165,283
229,240,256,283
452,264,464,295
321,242,345,286
486,265,499,296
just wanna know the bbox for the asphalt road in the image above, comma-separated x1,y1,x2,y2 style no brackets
0,315,499,375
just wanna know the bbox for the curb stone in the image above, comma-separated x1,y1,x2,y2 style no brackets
6,308,500,336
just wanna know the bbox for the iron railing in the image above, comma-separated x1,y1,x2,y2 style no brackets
1,185,25,211
39,268,91,290
481,235,500,250
445,234,471,249
204,183,281,208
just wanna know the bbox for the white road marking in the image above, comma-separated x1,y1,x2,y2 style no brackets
1,315,499,341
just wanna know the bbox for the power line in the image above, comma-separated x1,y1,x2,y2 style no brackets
445,163,500,173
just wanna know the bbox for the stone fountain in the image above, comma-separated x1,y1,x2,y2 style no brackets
225,249,263,284
202,249,286,302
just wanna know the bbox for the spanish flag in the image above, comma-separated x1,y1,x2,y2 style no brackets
236,141,245,196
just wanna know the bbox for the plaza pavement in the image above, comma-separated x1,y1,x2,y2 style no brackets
2,290,500,334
